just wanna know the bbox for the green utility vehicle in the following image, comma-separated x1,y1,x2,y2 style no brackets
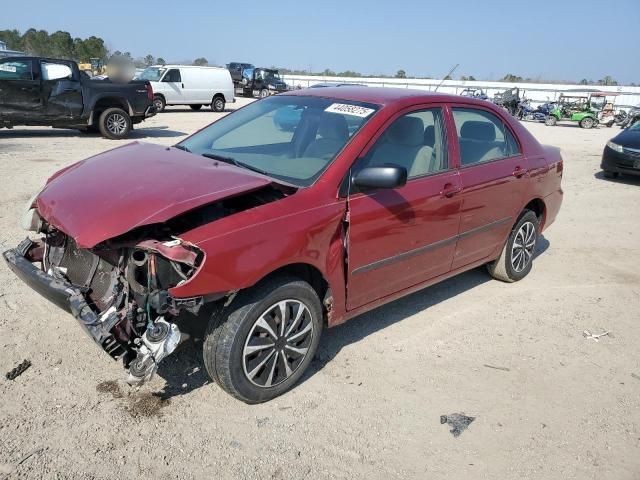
545,92,617,129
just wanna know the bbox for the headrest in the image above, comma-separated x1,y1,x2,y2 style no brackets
386,116,424,146
317,113,349,140
423,125,435,147
460,121,496,142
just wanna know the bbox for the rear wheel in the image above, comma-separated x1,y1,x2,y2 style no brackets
545,116,557,126
579,117,595,129
153,95,166,112
211,96,225,112
203,276,323,403
189,104,203,111
487,210,539,283
259,89,270,99
98,108,132,140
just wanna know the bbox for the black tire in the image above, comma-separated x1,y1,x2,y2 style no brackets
259,89,269,99
545,116,557,126
98,108,132,140
487,210,539,283
603,170,618,179
153,95,166,113
211,96,225,112
189,104,203,111
579,117,595,129
203,276,323,403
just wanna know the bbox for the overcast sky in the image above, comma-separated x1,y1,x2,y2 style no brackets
3,0,639,83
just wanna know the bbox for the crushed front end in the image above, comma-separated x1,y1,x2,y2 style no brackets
3,225,205,387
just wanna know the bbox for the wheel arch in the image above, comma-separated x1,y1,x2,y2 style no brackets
90,96,132,124
523,197,546,229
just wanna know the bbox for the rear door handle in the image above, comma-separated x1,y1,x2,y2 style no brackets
441,183,463,198
512,166,528,178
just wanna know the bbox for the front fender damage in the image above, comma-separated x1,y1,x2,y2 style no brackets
4,231,209,387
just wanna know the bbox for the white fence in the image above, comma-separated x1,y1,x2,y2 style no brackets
282,75,640,110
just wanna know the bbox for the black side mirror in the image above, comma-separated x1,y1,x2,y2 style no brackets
352,166,407,191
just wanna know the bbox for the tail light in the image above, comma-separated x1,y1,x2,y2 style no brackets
145,82,153,101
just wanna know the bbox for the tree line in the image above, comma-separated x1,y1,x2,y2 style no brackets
0,28,210,68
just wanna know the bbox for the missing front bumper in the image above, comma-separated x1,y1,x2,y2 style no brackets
3,242,126,359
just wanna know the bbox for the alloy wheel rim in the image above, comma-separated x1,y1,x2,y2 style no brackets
242,299,313,388
107,114,127,135
511,221,536,273
215,99,223,110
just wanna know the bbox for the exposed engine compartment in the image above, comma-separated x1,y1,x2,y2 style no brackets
42,230,203,384
10,184,291,386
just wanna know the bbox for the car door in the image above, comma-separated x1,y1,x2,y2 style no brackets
0,58,42,120
449,105,526,270
39,60,83,119
346,106,462,310
160,68,184,104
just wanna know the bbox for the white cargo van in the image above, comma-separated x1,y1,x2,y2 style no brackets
139,65,234,112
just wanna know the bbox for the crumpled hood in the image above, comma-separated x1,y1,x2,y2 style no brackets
37,142,272,248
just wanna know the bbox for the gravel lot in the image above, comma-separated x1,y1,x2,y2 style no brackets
1,98,639,480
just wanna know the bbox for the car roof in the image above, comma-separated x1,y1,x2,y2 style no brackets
283,86,487,108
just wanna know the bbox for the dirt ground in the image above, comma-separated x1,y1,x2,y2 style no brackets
1,98,639,480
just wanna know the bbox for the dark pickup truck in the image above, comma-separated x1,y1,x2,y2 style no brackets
0,56,156,139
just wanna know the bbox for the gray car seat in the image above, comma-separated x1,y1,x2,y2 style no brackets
304,113,349,159
368,116,434,177
458,120,504,165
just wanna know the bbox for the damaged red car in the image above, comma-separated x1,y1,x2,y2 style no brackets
3,87,563,403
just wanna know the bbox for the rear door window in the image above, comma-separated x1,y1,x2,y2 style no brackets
452,108,520,166
0,60,33,80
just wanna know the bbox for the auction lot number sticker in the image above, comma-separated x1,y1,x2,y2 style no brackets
325,103,375,118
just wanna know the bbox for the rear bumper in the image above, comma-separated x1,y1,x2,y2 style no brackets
3,240,125,358
601,147,640,176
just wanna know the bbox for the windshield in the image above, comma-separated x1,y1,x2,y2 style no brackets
177,96,379,187
138,67,166,81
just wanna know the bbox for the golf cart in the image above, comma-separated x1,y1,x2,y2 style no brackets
545,92,619,129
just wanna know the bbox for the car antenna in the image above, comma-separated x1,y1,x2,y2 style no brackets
434,64,459,92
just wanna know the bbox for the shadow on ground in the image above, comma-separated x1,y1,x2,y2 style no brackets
594,170,640,185
0,126,187,139
153,235,550,399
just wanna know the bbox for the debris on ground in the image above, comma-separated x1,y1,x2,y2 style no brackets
483,364,510,372
440,413,475,437
5,360,32,380
583,330,610,342
0,447,44,480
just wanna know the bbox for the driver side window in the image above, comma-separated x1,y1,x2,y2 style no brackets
41,62,73,81
163,69,182,82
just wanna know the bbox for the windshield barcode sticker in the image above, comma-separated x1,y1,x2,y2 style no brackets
325,103,375,118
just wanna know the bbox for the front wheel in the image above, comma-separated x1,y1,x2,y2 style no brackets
487,210,539,283
98,108,132,140
211,96,225,112
579,117,595,129
545,116,557,126
259,89,270,99
203,276,323,403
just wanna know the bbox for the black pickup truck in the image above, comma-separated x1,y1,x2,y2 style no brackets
0,56,156,139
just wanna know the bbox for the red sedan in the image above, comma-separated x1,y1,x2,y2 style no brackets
4,87,563,403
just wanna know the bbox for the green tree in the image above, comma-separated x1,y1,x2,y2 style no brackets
49,31,74,59
501,73,523,82
156,57,166,65
193,57,208,66
22,28,50,56
322,68,336,76
461,75,476,81
395,69,407,79
597,75,617,86
579,78,589,85
144,54,155,66
0,29,23,51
